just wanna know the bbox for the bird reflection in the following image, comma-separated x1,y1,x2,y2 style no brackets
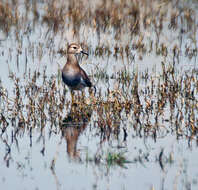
61,103,92,161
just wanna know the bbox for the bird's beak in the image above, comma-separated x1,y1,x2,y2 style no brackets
81,50,89,56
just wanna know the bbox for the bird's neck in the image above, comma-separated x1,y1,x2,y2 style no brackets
67,54,78,65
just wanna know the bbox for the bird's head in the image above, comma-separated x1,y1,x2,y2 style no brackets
67,43,88,56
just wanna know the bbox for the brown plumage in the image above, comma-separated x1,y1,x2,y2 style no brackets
62,43,93,91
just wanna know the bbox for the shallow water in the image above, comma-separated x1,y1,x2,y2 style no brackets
0,0,198,189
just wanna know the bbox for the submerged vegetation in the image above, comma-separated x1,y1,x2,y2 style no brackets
0,0,197,56
0,61,197,141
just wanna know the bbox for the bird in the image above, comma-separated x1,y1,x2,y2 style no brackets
62,43,95,102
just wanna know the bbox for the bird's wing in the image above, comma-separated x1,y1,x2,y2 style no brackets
80,69,92,87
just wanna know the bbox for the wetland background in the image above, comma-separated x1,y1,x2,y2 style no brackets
0,0,198,189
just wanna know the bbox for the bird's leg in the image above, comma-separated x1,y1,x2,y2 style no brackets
81,91,85,103
62,87,67,104
71,90,75,104
89,87,96,105
77,91,81,102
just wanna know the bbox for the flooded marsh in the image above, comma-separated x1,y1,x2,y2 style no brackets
0,0,198,189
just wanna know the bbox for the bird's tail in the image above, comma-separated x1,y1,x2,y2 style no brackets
93,85,96,95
